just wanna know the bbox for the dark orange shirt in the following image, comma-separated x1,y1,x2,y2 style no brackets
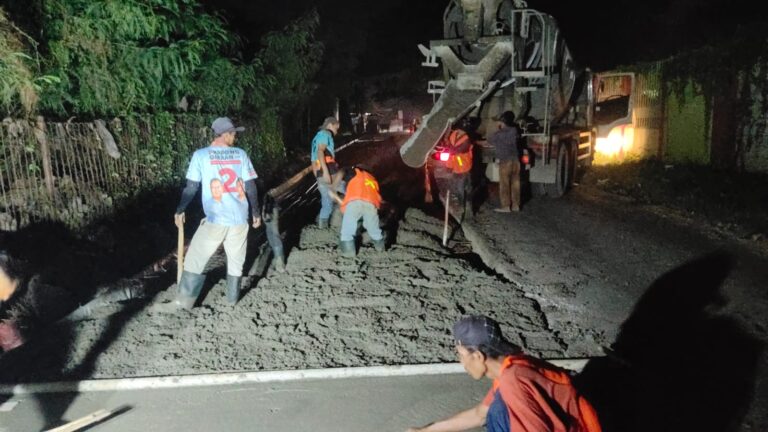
482,355,601,432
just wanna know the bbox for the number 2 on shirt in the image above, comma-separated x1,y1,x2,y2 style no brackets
218,168,238,193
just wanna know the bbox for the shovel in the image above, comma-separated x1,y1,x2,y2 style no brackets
176,218,184,284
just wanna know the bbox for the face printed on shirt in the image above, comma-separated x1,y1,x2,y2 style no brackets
236,178,246,201
210,178,224,203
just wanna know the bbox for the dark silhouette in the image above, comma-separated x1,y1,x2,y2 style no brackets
575,251,763,432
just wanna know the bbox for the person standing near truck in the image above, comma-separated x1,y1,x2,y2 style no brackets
445,124,474,213
488,111,521,213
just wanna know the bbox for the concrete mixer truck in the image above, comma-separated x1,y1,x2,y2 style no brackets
402,0,635,198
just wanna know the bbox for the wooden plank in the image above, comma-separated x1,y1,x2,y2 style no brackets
45,409,112,432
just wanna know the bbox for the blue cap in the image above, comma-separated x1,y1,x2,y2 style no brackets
453,315,520,354
211,117,245,136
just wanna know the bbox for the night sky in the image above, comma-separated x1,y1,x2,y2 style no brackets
204,0,768,76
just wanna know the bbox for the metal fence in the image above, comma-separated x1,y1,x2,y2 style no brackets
0,114,266,231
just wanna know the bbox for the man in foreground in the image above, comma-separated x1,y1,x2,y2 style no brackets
407,315,601,432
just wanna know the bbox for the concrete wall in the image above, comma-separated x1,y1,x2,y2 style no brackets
664,81,710,165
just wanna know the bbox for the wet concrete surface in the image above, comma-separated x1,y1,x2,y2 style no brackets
1,133,766,431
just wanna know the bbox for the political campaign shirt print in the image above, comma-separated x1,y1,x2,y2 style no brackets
186,147,258,226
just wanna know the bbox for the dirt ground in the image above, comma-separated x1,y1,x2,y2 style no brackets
1,136,767,431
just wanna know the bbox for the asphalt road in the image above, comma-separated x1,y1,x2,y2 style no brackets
0,373,487,432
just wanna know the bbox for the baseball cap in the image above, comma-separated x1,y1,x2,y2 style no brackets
453,315,521,356
211,117,245,136
492,111,516,127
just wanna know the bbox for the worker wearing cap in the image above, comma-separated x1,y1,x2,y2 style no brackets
407,315,601,432
170,117,261,309
488,111,521,212
327,165,386,258
311,116,343,229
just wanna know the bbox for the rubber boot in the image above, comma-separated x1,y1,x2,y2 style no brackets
273,251,286,273
317,218,329,229
339,240,356,258
226,275,242,305
373,237,387,252
174,270,205,310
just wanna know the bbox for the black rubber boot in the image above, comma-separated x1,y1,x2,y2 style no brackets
174,270,205,310
317,218,329,229
339,240,356,258
373,238,387,252
226,275,242,305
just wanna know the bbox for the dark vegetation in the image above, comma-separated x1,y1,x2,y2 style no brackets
582,160,768,242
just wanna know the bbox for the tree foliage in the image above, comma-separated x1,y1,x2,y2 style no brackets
0,7,58,116
0,0,322,121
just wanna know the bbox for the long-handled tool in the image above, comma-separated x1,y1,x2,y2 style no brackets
177,219,184,284
442,190,450,246
45,409,113,432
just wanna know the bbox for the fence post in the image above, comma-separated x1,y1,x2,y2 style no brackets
34,116,55,196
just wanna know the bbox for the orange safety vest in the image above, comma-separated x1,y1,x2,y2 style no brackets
446,129,473,174
314,155,337,177
489,356,602,432
341,168,382,212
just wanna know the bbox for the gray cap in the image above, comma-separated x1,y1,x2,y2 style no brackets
453,315,521,355
211,117,245,136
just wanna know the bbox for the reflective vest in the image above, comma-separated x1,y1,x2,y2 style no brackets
490,355,602,432
446,129,473,174
314,155,337,177
341,168,382,212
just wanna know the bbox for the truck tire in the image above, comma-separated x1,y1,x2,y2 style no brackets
544,143,572,197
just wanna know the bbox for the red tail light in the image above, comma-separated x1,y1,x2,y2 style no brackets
521,150,530,165
432,150,451,162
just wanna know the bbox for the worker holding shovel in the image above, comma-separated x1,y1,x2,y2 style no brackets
168,117,261,310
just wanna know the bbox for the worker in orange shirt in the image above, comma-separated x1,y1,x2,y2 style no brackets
407,315,601,432
439,123,474,215
327,165,386,258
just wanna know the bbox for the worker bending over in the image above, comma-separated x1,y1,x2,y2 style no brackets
327,166,386,258
407,315,601,432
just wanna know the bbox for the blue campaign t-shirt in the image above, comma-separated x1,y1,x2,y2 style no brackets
310,129,335,162
186,146,258,226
